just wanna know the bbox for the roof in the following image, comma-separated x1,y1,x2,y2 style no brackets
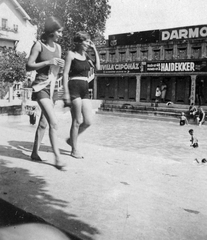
9,0,31,21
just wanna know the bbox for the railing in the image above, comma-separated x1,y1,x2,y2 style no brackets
56,76,63,91
0,27,18,33
21,88,33,102
21,88,39,115
89,89,93,99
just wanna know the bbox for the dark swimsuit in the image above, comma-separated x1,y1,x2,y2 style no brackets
68,58,91,101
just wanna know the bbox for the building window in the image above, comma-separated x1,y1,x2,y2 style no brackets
2,18,8,30
100,53,106,63
178,47,187,59
192,47,201,59
130,51,136,61
165,49,173,60
109,52,115,62
141,50,148,60
153,49,160,60
119,51,126,61
13,24,18,32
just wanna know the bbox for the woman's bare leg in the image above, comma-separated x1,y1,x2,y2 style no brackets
70,98,82,157
35,98,63,168
31,112,47,161
69,98,92,158
78,99,92,134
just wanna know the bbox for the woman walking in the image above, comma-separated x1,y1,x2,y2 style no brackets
26,16,65,169
63,31,100,158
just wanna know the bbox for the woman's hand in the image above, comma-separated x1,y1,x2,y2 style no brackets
62,92,71,108
50,58,65,68
88,40,96,50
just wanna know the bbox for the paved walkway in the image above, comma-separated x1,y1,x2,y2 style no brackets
1,106,207,240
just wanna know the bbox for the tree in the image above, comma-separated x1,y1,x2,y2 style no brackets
0,48,27,98
18,0,111,54
0,49,27,83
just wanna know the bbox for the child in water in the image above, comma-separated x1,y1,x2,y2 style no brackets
188,129,207,163
189,129,198,148
180,112,188,126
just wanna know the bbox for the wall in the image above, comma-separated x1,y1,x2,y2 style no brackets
0,0,37,56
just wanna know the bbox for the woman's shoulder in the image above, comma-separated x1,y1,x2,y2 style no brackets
66,50,75,60
55,42,61,51
31,40,42,52
69,50,75,56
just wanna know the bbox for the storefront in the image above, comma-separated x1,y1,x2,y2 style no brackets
96,59,207,105
96,61,141,101
93,24,207,106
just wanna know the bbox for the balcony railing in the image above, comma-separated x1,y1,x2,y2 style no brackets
0,27,18,33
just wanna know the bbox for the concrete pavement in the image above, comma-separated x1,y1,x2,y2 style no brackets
1,108,207,239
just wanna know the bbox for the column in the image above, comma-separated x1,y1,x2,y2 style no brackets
189,75,196,105
135,75,141,102
93,76,97,99
171,77,176,103
9,86,13,102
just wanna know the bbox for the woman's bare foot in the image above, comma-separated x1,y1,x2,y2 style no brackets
55,159,65,171
71,151,84,159
31,153,42,162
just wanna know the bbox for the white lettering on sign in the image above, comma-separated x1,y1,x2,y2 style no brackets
160,62,195,72
147,62,196,72
100,64,115,71
100,62,140,72
95,40,107,46
170,30,179,40
189,28,199,38
161,26,207,41
200,27,207,37
162,31,170,41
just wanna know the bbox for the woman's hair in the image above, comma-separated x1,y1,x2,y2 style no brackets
40,16,63,42
73,31,90,45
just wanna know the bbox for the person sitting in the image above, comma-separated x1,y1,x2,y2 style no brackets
179,112,188,126
196,107,205,126
189,103,197,116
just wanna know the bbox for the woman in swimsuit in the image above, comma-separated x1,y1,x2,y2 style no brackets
26,16,65,169
63,31,100,158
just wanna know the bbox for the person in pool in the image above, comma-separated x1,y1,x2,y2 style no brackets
189,129,198,148
180,112,188,126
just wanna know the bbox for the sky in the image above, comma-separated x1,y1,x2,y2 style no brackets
104,0,207,38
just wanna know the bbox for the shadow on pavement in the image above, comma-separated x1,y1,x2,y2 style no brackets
8,140,71,157
0,198,81,240
0,161,100,240
0,141,72,170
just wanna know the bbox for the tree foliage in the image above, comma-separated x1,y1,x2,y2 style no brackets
0,49,27,83
0,49,27,98
18,0,111,54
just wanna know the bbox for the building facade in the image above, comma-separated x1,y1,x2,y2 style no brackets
94,25,207,106
0,0,36,55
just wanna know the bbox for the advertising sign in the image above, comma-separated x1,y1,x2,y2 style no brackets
94,39,108,47
160,25,207,41
107,25,207,47
146,61,207,72
109,30,159,47
98,62,141,74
